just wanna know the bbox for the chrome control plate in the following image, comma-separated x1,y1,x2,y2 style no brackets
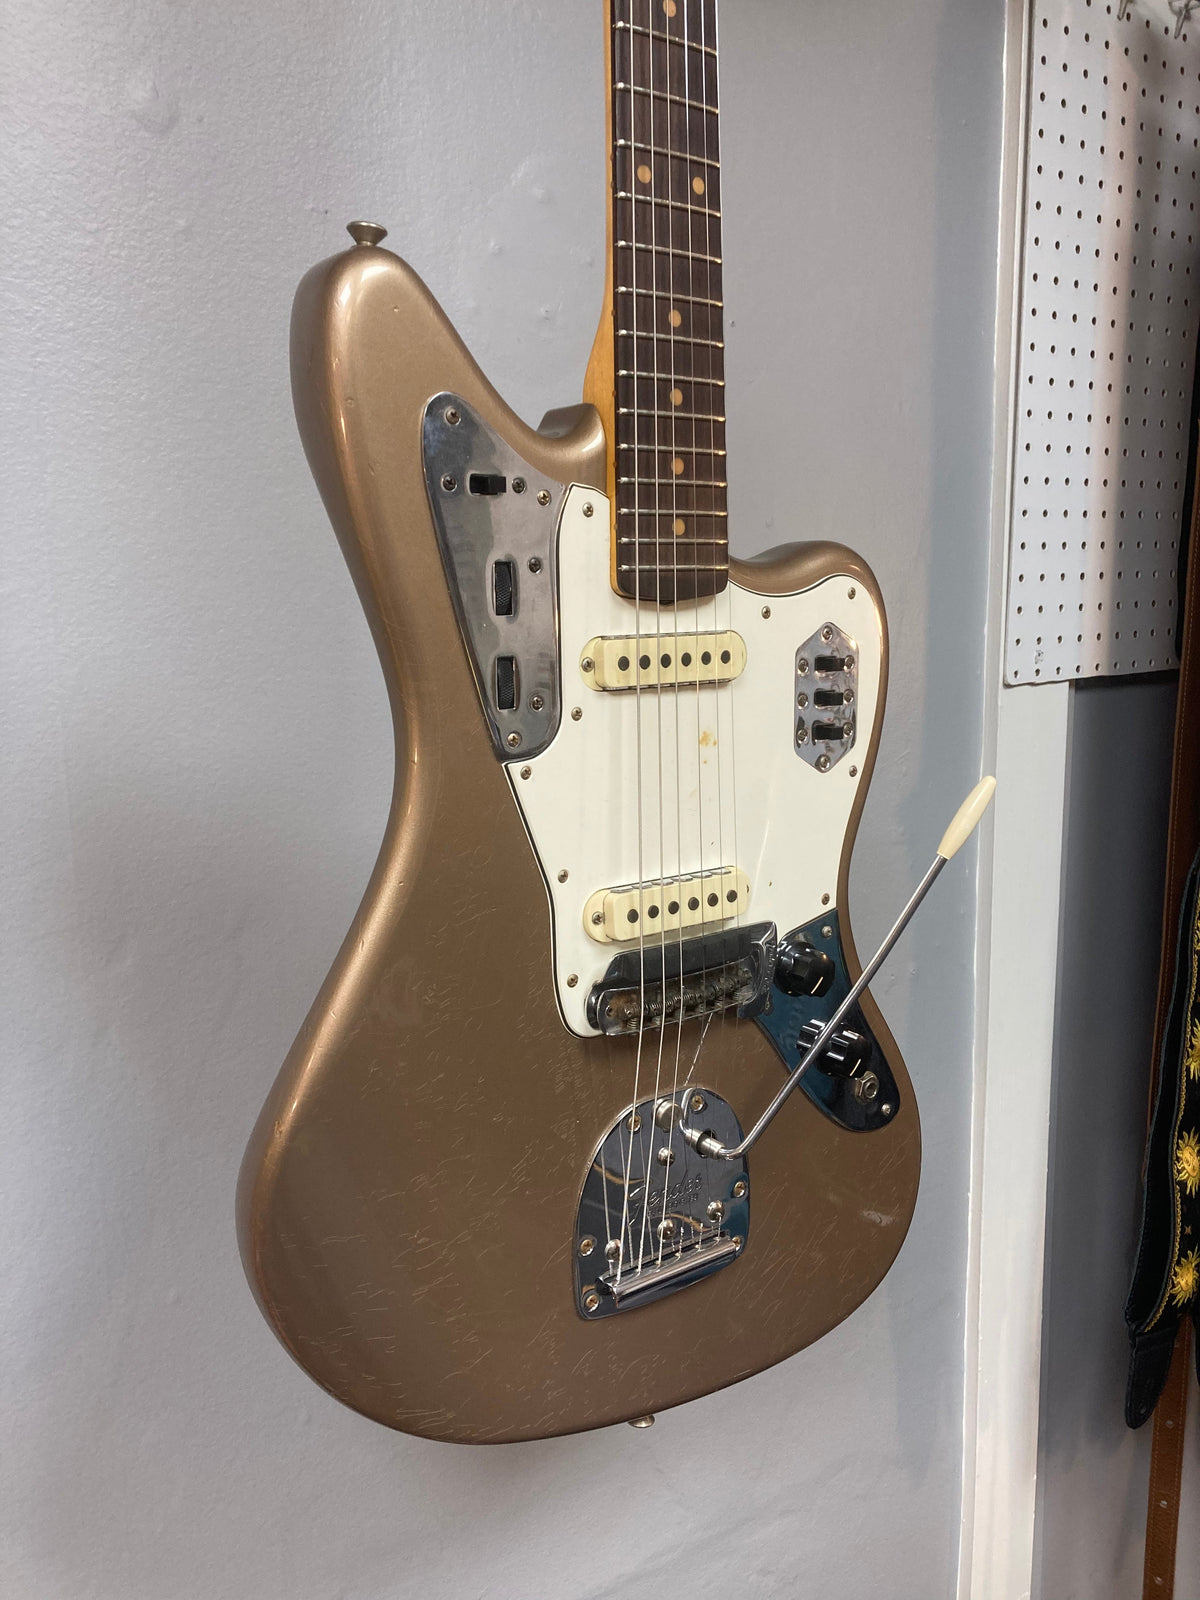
795,621,857,771
423,393,564,759
574,1090,749,1319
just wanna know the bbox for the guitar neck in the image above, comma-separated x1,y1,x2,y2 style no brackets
587,0,728,606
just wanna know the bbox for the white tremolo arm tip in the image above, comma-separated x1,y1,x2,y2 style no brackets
936,775,997,861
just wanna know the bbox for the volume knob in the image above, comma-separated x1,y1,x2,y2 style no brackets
775,938,836,998
346,220,388,247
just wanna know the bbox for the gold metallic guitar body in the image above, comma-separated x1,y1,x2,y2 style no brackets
238,1,919,1444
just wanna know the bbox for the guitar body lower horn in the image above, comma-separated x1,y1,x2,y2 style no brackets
236,240,920,1444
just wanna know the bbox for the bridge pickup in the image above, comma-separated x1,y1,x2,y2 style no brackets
584,865,750,944
599,1233,743,1308
581,630,746,691
587,921,776,1035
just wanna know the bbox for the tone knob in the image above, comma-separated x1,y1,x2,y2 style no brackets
346,220,388,247
775,938,836,998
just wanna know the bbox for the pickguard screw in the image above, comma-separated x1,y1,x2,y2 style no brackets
880,1102,894,1118
579,1236,596,1257
444,406,461,426
566,973,578,987
506,732,522,749
584,1290,601,1313
732,1179,748,1200
581,657,595,673
797,657,809,675
629,1414,655,1429
528,556,542,574
821,625,833,643
441,474,457,492
627,1112,642,1132
690,1092,706,1113
816,754,830,772
520,765,531,780
822,925,833,939
761,606,771,619
592,911,604,926
849,765,858,777
582,502,594,518
707,1200,724,1221
821,893,830,906
512,477,527,494
537,489,551,506
557,869,568,882
848,586,857,599
656,1147,675,1167
571,706,583,721
530,694,545,711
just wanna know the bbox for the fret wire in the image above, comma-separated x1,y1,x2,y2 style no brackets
614,82,719,118
616,370,725,386
615,240,722,266
615,190,721,220
613,139,721,172
617,408,726,423
615,286,722,308
613,19,718,58
616,329,724,348
618,564,727,573
618,445,728,456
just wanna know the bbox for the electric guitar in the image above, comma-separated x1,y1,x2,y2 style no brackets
238,0,923,1443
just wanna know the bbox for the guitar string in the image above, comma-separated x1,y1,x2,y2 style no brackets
660,0,693,1267
613,0,648,1288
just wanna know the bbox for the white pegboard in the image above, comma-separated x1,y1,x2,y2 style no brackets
1005,0,1200,684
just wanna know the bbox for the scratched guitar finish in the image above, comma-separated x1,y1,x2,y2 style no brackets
238,0,920,1443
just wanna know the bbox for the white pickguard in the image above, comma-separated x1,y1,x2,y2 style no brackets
506,486,882,1038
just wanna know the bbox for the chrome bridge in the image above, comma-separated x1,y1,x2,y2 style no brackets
586,922,776,1036
575,1090,750,1318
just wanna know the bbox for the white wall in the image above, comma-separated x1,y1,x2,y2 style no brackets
1,2,1005,1596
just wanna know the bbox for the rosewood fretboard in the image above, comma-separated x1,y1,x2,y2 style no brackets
609,0,726,605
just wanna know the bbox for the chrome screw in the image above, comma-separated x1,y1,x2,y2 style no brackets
656,1147,675,1168
571,706,582,722
579,1236,596,1257
797,692,808,708
822,925,833,939
591,911,604,926
797,657,810,675
566,973,578,987
528,556,542,574
880,1102,894,1118
584,1290,601,1313
821,893,831,906
537,489,551,506
581,657,595,673
529,694,545,711
796,725,809,745
444,406,461,426
582,502,594,518
690,1092,706,1113
557,869,568,882
848,586,857,599
732,1179,748,1200
520,765,531,780
441,474,457,492
845,655,855,671
761,606,771,619
816,754,831,772
658,1219,675,1240
512,477,527,494
506,732,522,749
821,625,834,643
707,1200,725,1222
732,1235,744,1250
628,1414,655,1429
849,764,858,777
627,1113,642,1133
605,1239,622,1262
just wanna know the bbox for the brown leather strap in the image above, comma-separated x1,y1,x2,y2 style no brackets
1142,1319,1192,1600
